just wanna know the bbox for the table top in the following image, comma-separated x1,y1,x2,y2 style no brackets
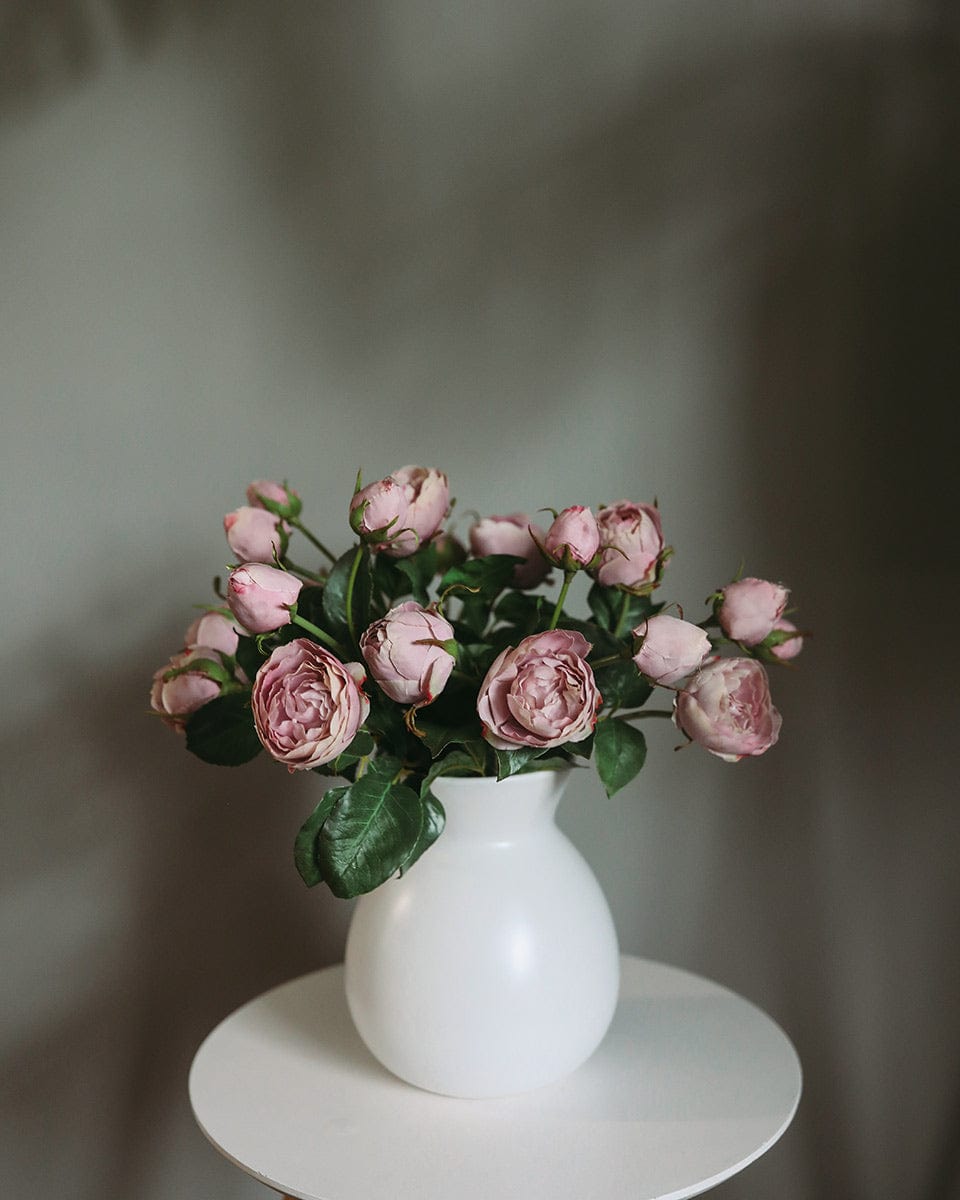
189,956,801,1200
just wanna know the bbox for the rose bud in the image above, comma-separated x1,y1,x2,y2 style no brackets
385,465,450,557
251,639,370,770
150,647,230,732
477,629,600,750
541,506,601,571
717,577,789,646
349,476,410,549
224,506,288,564
360,602,456,707
591,501,667,593
767,617,804,662
632,614,711,686
469,513,549,589
227,563,303,634
184,611,240,657
674,657,782,762
245,479,302,519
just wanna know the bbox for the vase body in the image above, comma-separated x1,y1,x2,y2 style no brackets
344,769,620,1098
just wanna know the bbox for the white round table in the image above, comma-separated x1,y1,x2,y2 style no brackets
189,956,801,1200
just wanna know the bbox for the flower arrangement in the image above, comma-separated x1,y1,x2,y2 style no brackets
151,467,803,899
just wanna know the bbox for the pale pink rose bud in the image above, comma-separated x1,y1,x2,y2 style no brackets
477,629,600,750
184,611,240,657
251,639,370,770
349,477,410,548
227,563,302,634
224,506,288,564
591,501,666,592
469,513,549,589
717,577,789,646
385,465,450,558
246,479,300,517
674,657,782,761
769,617,804,661
360,602,456,706
632,614,711,686
542,506,600,570
150,647,226,732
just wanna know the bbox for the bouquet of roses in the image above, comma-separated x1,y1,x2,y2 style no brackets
151,466,803,899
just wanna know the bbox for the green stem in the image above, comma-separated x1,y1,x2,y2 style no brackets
284,557,325,582
291,613,348,657
617,708,674,721
548,570,576,631
290,518,337,565
589,652,626,669
344,544,364,646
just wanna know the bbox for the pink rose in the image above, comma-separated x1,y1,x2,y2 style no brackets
184,611,240,657
150,647,227,732
477,629,600,750
542,506,600,570
469,513,549,589
632,614,711,686
674,657,782,761
360,602,456,706
251,639,370,770
227,563,303,634
246,479,301,517
349,477,410,548
386,465,450,557
224,506,288,564
591,501,665,592
717,578,788,646
769,617,804,661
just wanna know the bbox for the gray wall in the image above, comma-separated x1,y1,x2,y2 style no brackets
2,2,958,1197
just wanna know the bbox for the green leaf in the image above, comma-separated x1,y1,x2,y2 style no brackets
318,758,424,897
311,729,377,777
419,745,488,793
234,634,268,682
394,542,439,606
293,788,343,887
493,590,551,634
494,745,547,781
415,716,485,757
294,580,328,629
594,659,654,713
185,692,263,766
593,717,647,797
439,554,522,597
322,546,371,645
398,791,445,876
587,584,661,636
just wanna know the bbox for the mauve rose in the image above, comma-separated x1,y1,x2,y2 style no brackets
386,465,450,557
591,501,665,591
224,506,287,563
150,647,225,732
477,629,600,750
542,506,600,569
227,563,303,634
717,577,788,646
632,614,711,686
350,477,410,548
769,617,803,661
360,602,456,706
674,657,782,761
469,513,549,589
184,611,240,657
252,639,370,770
246,479,299,515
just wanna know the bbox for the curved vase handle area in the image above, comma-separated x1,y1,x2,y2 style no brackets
344,769,621,1098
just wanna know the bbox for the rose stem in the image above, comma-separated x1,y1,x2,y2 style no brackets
548,570,575,631
344,544,365,646
289,518,337,565
291,613,349,657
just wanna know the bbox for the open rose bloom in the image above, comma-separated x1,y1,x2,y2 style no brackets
152,465,802,898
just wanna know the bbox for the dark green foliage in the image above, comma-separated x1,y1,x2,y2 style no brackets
185,692,263,766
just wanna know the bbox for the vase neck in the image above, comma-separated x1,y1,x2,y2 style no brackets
427,770,570,842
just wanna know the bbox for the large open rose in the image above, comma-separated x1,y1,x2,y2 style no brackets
477,630,600,750
674,657,781,761
252,639,370,769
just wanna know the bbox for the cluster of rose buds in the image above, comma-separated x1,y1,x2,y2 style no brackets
152,465,803,768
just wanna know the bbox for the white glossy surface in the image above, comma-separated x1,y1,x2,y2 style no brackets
190,956,802,1200
344,771,621,1097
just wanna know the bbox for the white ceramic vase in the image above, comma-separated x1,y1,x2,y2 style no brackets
343,769,620,1098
